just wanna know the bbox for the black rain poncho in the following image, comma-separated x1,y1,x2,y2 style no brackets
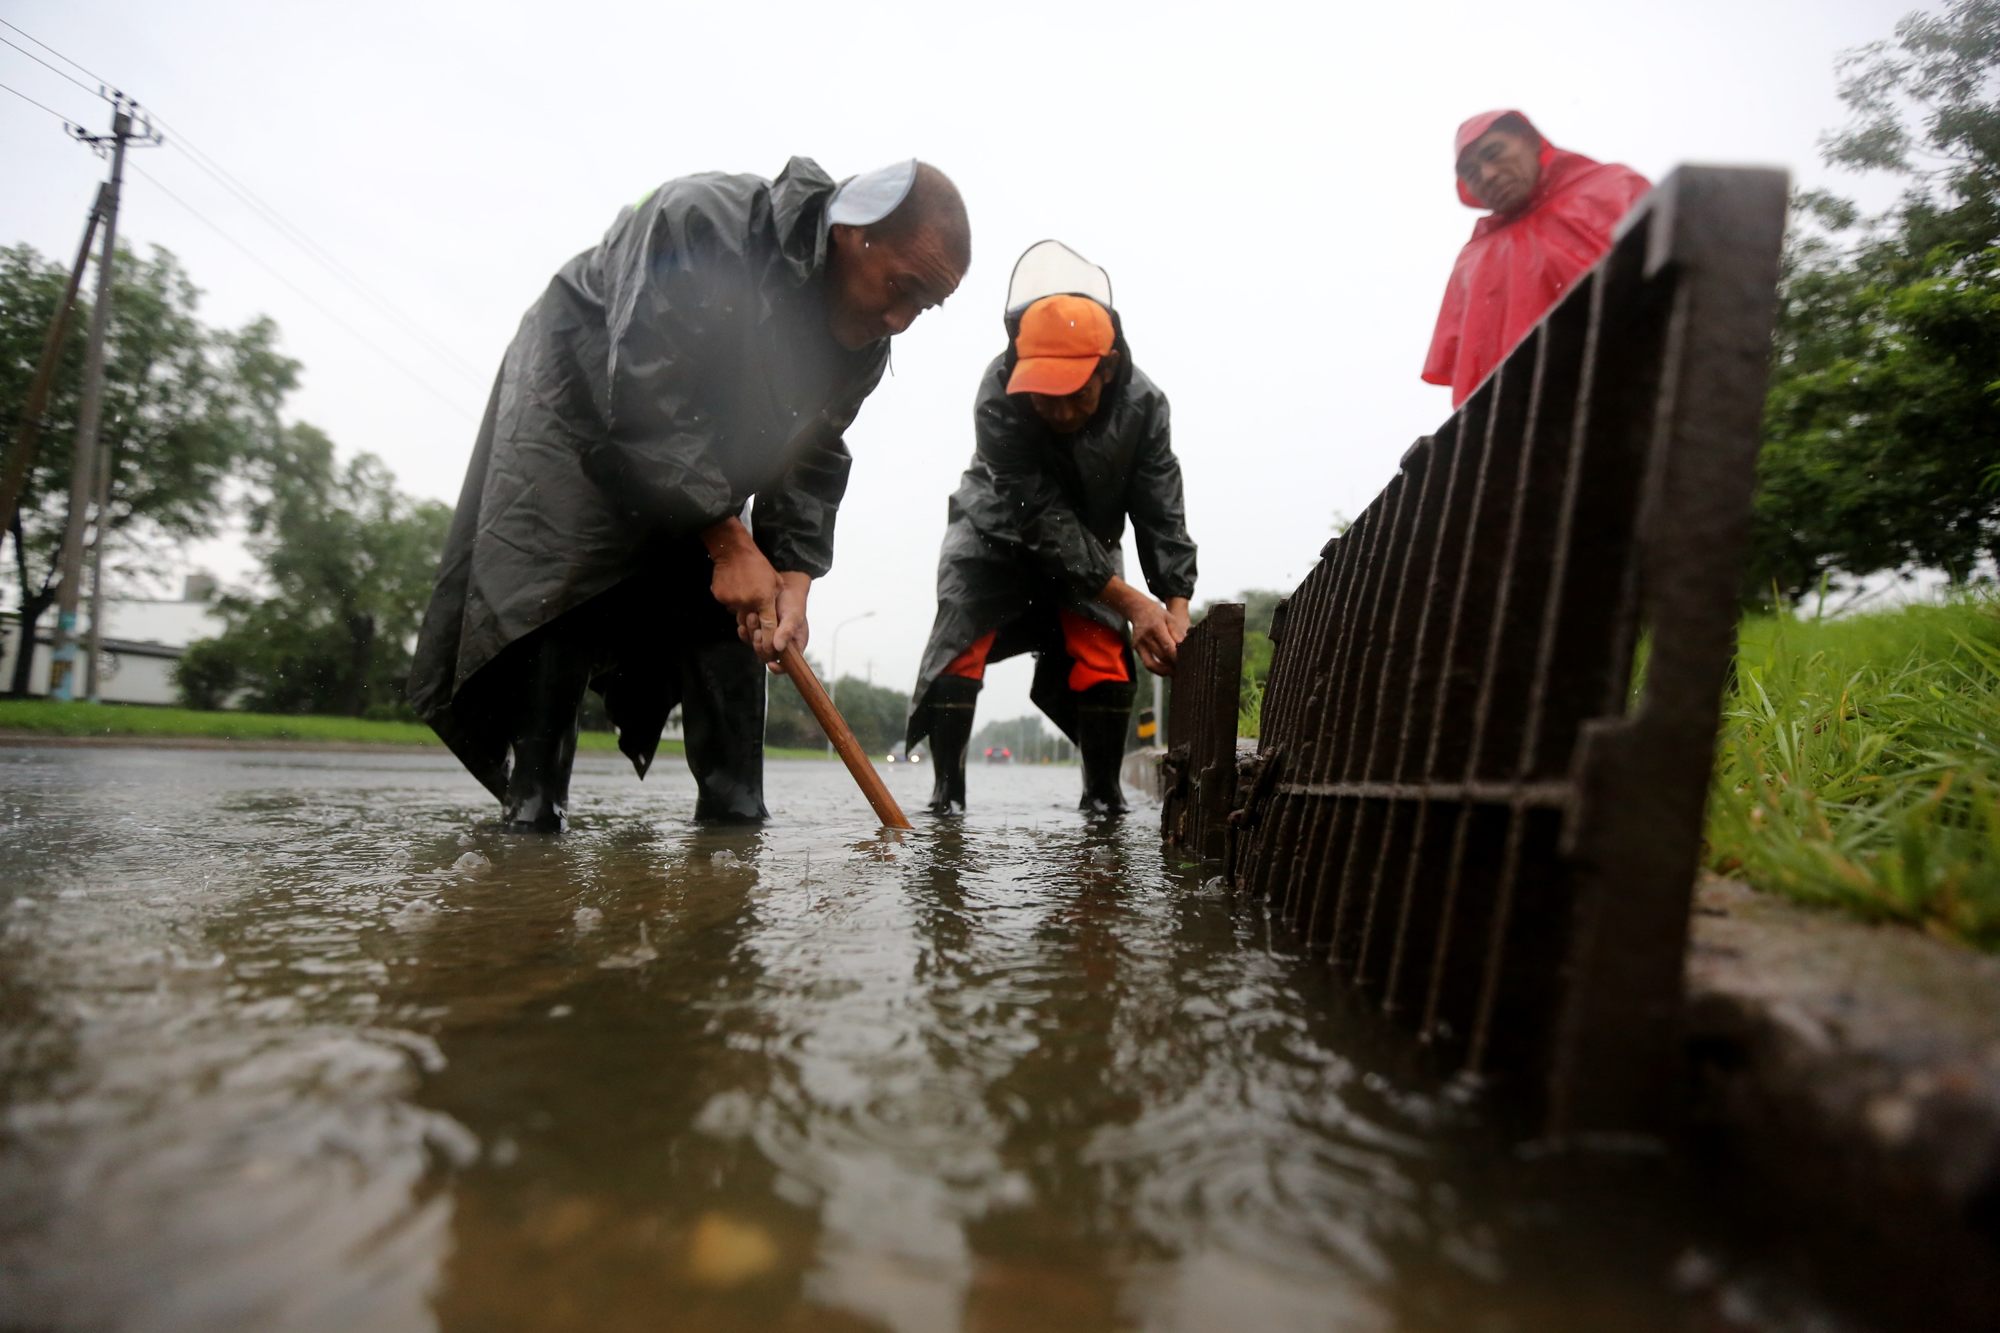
410,157,889,797
906,324,1197,748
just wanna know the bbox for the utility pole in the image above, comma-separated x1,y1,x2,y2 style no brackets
47,93,159,702
82,432,117,700
0,185,107,544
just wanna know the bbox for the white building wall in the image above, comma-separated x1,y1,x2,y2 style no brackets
1,594,225,707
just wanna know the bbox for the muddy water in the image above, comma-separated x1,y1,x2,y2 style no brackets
0,746,1844,1332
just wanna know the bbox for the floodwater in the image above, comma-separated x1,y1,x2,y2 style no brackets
0,746,1851,1333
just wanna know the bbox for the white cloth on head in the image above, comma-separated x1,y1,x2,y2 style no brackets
1005,239,1114,314
828,159,919,227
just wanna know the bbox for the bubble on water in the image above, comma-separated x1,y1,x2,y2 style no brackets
573,906,604,933
598,923,658,969
170,950,227,973
987,1170,1033,1208
390,898,442,931
452,851,490,873
424,1115,481,1168
487,1136,520,1167
693,1089,758,1139
710,850,739,867
548,1004,573,1018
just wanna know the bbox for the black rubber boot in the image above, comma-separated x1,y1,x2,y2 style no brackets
501,635,591,833
1075,683,1136,816
682,632,770,824
923,675,979,816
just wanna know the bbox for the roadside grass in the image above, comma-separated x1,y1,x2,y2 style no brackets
1706,595,2000,950
0,699,831,762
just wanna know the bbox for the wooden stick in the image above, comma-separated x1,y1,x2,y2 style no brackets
779,643,913,830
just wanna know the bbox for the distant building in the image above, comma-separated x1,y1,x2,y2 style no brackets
0,575,227,706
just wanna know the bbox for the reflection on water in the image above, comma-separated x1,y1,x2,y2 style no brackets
0,748,1846,1332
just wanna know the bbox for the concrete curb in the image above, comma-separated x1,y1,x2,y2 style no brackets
1685,875,2000,1328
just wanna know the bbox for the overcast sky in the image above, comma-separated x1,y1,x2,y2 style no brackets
1,0,1916,727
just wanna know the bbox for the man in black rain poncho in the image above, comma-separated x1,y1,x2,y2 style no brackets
410,158,970,830
906,241,1196,815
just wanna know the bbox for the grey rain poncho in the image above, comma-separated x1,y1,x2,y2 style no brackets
410,157,889,797
905,274,1197,749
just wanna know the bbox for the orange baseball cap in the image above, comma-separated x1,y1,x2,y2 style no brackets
1005,295,1114,397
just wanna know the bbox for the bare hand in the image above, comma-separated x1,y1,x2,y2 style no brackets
1128,597,1179,677
1098,575,1180,677
704,518,781,662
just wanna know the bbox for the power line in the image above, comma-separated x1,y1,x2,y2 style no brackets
0,77,82,124
0,18,108,86
4,17,486,390
127,159,477,424
0,33,104,101
148,117,489,385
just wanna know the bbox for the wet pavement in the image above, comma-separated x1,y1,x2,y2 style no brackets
0,746,1851,1332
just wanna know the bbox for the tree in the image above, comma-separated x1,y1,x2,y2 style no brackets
0,242,294,694
175,424,450,717
1752,0,2000,599
764,663,909,754
972,713,1072,763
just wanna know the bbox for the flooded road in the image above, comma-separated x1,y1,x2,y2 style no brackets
0,746,1843,1332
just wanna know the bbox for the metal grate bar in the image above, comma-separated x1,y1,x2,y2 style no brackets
1161,602,1246,862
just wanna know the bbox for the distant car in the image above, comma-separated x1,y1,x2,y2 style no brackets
983,746,1012,764
884,743,924,764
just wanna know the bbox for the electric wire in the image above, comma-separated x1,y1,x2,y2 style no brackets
128,159,477,424
0,18,108,86
0,33,104,101
5,18,487,389
0,78,81,124
147,118,490,385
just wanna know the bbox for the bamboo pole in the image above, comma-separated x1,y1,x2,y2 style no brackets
779,643,912,830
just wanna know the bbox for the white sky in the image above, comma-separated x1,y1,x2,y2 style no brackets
0,0,1916,726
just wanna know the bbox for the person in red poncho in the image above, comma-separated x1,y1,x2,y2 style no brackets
1422,110,1651,407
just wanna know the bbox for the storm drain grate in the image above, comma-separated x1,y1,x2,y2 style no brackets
1209,167,1788,1134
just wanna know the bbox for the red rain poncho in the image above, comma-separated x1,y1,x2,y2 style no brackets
1422,111,1651,407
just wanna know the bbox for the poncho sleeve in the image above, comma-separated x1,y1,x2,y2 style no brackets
752,430,854,578
587,202,748,537
975,392,1118,599
1125,394,1197,601
750,351,887,577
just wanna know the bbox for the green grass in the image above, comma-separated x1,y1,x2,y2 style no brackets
1707,595,2000,950
0,699,831,761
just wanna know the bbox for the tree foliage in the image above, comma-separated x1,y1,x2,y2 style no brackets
1753,0,2000,599
174,424,450,717
763,661,910,755
0,241,295,693
971,713,1073,762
